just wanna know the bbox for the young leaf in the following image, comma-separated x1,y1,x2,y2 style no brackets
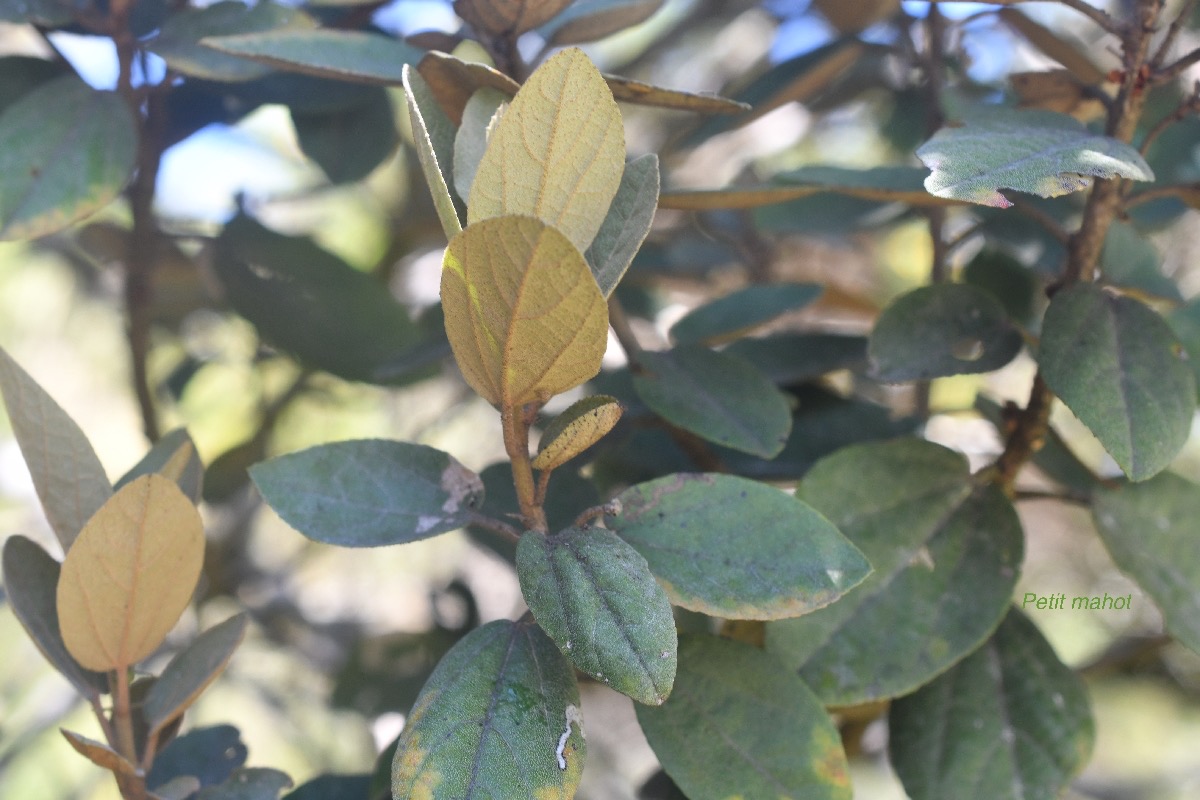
0,346,112,550
890,610,1094,800
539,0,663,47
768,439,1023,705
586,153,658,297
143,614,249,736
441,215,608,407
869,284,1024,381
291,87,399,184
57,475,206,672
200,29,423,85
632,345,792,459
116,428,204,504
533,395,623,471
670,282,822,346
416,52,520,125
454,0,573,37
1093,473,1200,654
402,65,462,240
1038,284,1194,481
468,47,625,254
1,536,108,696
452,87,507,200
0,77,136,240
606,473,870,620
517,527,677,705
917,109,1153,208
391,619,584,799
249,440,483,547
636,635,851,800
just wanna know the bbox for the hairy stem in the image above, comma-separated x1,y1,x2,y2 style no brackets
503,403,547,533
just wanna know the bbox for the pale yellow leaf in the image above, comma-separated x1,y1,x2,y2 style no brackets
57,474,205,672
533,395,622,471
441,215,608,408
468,47,625,253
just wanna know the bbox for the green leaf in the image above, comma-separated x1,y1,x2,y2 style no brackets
517,527,676,705
0,77,135,240
723,334,868,385
196,768,293,800
402,65,462,240
292,87,398,184
143,614,249,736
0,56,69,115
282,775,371,800
606,473,869,619
391,619,584,798
768,439,1023,705
213,214,432,384
869,284,1024,381
917,108,1154,208
441,215,608,407
636,635,851,800
201,29,423,85
889,610,1094,800
249,439,483,548
149,1,314,82
1168,297,1200,391
0,346,112,550
1038,283,1195,480
1,536,108,696
0,0,71,26
962,248,1038,324
585,153,659,297
149,725,247,791
468,48,625,254
116,428,204,504
1100,220,1182,301
633,345,792,458
539,0,664,46
670,283,822,346
452,88,507,200
1093,473,1200,654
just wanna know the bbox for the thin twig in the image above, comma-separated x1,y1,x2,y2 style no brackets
1154,46,1200,86
466,511,522,543
1012,199,1071,244
1124,181,1200,208
1150,0,1198,68
927,0,1122,35
1138,81,1200,155
1013,488,1091,505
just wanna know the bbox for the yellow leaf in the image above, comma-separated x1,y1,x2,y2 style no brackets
533,395,622,471
57,474,205,672
441,215,608,408
468,48,625,253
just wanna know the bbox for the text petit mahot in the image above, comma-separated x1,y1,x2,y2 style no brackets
1021,592,1133,611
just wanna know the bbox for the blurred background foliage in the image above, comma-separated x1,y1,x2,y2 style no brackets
2,0,1200,798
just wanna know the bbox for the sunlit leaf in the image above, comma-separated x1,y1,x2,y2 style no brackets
633,345,792,458
670,283,822,346
402,65,462,240
769,439,1023,704
250,440,483,547
116,428,204,504
452,87,507,200
869,284,1024,381
201,29,423,85
606,473,870,619
540,0,663,46
1093,473,1200,654
890,610,1094,800
917,108,1153,208
1038,284,1194,480
454,0,573,36
0,77,135,240
586,153,658,296
533,395,623,471
391,619,584,798
1,536,108,696
416,51,519,125
468,48,625,253
637,635,851,800
603,75,747,114
57,475,205,672
144,614,249,736
517,527,676,704
441,215,608,407
0,346,112,550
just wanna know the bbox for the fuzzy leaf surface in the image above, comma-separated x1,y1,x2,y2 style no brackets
250,440,483,547
441,215,608,407
533,395,622,471
201,29,422,85
517,527,676,704
607,473,870,619
116,428,204,504
1038,284,1194,480
391,619,583,799
637,635,851,800
144,614,249,735
585,153,658,296
402,65,461,239
768,440,1023,704
890,610,1094,800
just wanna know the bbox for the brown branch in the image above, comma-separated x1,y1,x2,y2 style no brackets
466,510,522,543
927,0,1121,35
1154,46,1200,86
1150,0,1198,68
502,403,547,533
1124,182,1200,208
